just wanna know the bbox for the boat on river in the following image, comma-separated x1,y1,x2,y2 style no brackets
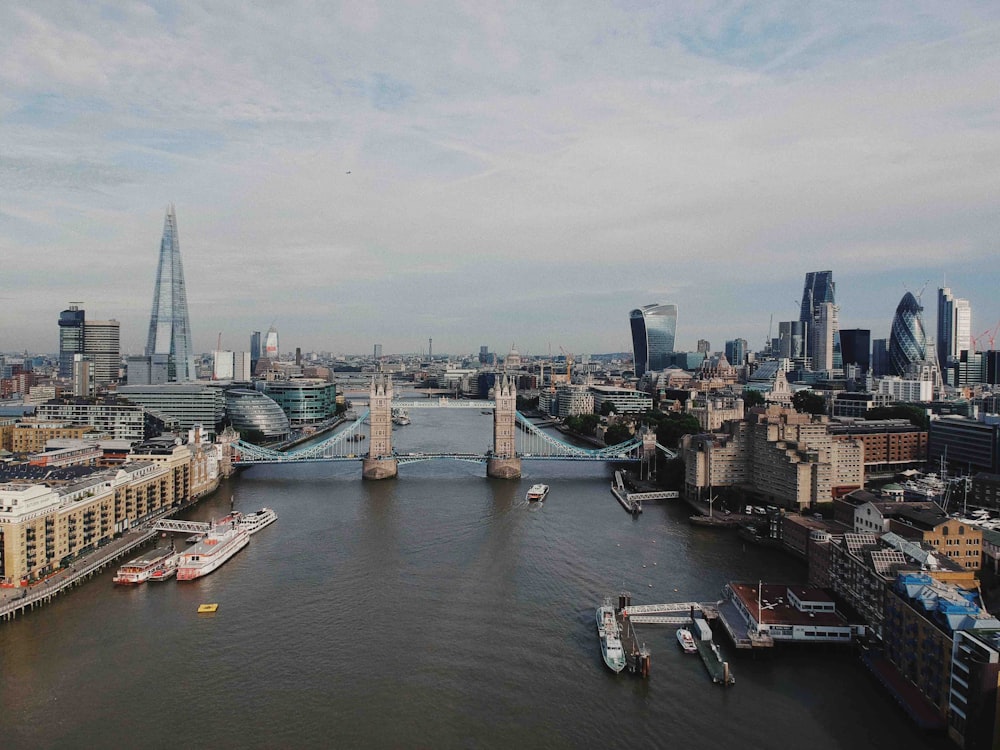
526,484,549,502
238,507,278,535
676,627,698,653
114,547,179,585
596,599,627,673
176,514,249,581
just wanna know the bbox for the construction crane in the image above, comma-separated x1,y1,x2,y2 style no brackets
559,347,573,382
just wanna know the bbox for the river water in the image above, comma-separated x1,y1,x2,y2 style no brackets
1,408,949,749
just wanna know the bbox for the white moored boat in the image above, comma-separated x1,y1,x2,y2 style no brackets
676,627,698,654
238,507,278,535
114,547,180,585
526,484,549,502
596,599,627,673
176,514,249,581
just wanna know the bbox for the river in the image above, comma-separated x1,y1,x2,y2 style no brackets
1,407,949,748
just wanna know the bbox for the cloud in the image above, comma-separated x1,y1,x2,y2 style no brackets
1,2,998,355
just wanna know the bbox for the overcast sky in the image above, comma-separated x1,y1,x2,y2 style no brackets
2,2,998,358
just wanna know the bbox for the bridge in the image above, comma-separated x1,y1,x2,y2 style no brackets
232,375,676,479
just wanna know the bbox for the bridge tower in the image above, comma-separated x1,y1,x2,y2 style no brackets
363,375,398,480
487,375,521,479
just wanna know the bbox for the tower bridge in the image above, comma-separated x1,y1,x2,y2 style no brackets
231,376,676,478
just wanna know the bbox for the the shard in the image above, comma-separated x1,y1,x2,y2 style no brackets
145,205,195,381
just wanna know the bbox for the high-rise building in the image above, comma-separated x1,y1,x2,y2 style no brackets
264,326,280,360
696,339,711,354
145,205,195,381
83,319,120,386
872,338,890,377
250,331,261,370
479,346,490,364
373,343,382,360
937,287,972,373
778,321,807,360
72,354,94,397
58,306,85,378
799,271,835,324
889,292,927,376
725,339,748,366
813,303,837,372
799,271,837,371
839,329,871,374
629,304,678,375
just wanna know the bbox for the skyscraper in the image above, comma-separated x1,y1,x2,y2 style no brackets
145,205,195,381
84,319,120,386
937,287,972,373
265,326,279,360
725,338,747,366
839,329,871,374
58,305,85,378
799,270,837,371
889,292,927,376
250,331,262,370
629,304,678,375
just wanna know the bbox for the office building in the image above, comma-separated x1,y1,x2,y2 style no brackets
799,271,837,370
213,351,252,381
72,354,95,397
83,319,120,386
724,339,747,367
813,303,837,372
250,331,261,371
261,379,337,425
36,397,165,441
223,389,290,441
889,292,927,376
58,306,85,378
117,384,226,436
696,339,711,354
778,321,808,360
145,205,195,381
839,329,871,374
799,270,835,327
929,415,1000,475
372,343,382,361
126,354,169,386
937,287,972,373
629,304,678,375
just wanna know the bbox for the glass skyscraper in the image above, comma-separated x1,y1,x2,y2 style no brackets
629,304,678,374
58,306,85,378
889,292,927,376
937,287,972,373
145,206,195,381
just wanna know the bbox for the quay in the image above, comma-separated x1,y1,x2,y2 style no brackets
0,476,225,624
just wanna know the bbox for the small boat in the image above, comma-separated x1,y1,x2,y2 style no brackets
526,484,549,502
238,507,278,535
113,547,179,585
676,628,698,654
197,603,219,613
596,599,627,673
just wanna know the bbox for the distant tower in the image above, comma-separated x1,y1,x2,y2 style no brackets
799,271,837,371
84,319,121,386
487,375,521,479
265,326,279,360
428,338,433,360
888,292,927,376
362,375,397,480
250,331,261,370
145,205,195,381
629,304,678,375
58,305,85,378
937,287,971,372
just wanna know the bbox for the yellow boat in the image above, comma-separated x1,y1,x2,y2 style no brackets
197,603,219,613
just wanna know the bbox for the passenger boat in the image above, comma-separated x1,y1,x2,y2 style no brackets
676,627,698,654
596,599,627,673
176,515,250,581
147,552,180,582
113,547,179,585
391,408,411,426
238,507,278,535
526,484,549,502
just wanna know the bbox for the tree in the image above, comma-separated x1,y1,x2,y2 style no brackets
599,400,616,416
865,404,929,429
743,390,765,408
604,422,632,445
565,413,599,436
654,413,701,448
791,390,826,416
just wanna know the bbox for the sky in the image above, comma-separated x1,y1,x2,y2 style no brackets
2,2,999,358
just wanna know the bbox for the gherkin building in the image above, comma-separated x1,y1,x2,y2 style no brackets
888,292,927,376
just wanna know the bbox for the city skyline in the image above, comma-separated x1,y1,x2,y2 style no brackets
2,4,999,355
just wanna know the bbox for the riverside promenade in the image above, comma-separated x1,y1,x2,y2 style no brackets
0,476,224,622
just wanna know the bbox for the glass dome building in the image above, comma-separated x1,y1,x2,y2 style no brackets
224,389,290,441
888,292,927,376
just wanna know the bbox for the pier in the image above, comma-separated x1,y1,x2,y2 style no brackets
616,597,735,686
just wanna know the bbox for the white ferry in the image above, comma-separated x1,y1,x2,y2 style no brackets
114,547,179,585
238,507,278,535
176,515,249,581
676,627,698,654
148,553,180,582
526,484,549,502
596,599,627,673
